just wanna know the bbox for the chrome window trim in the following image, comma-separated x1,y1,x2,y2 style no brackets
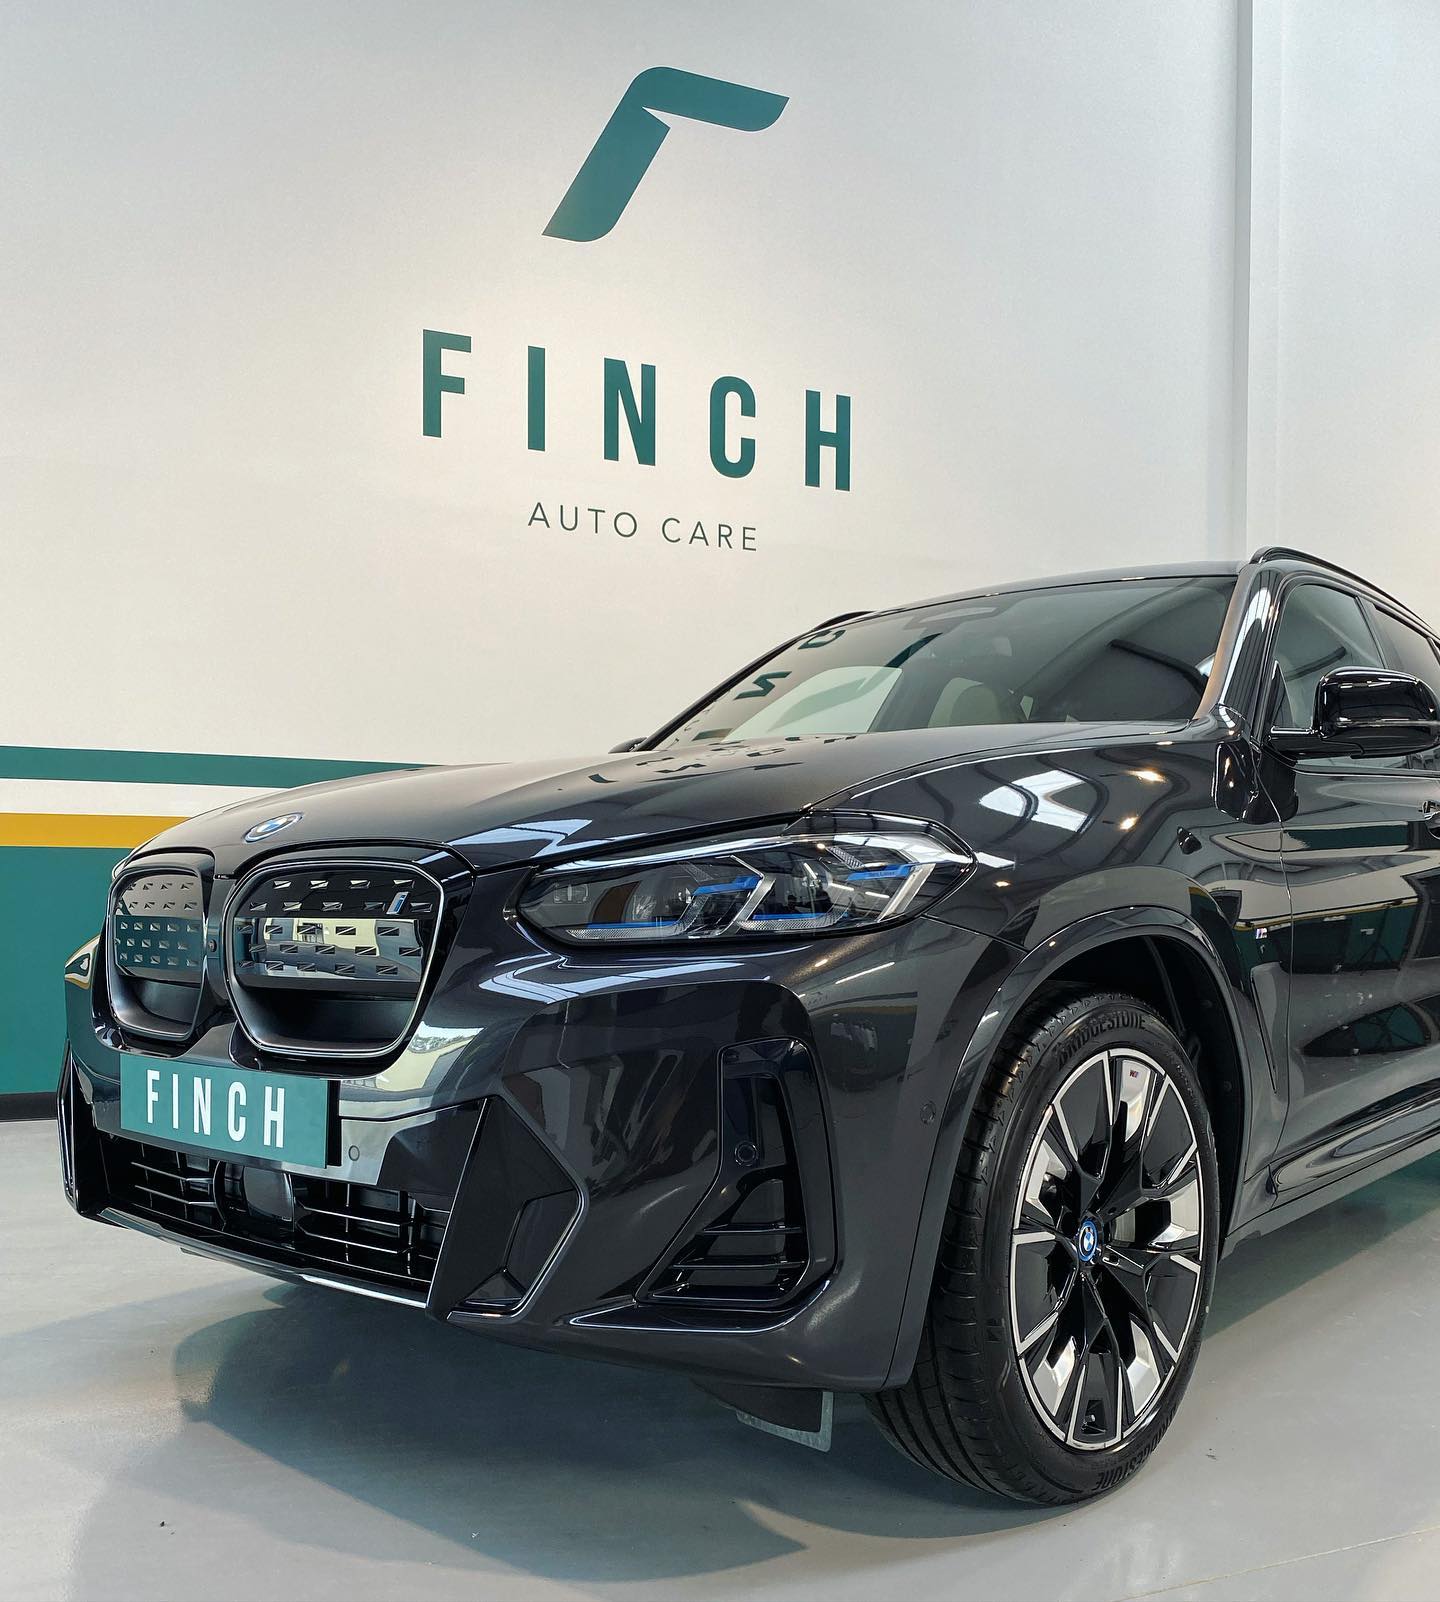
221,854,448,1062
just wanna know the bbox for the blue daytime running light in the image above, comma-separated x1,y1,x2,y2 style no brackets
845,864,913,881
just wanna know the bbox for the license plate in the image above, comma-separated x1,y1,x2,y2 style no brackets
119,1059,332,1166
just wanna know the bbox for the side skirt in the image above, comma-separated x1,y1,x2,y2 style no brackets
1226,1090,1440,1251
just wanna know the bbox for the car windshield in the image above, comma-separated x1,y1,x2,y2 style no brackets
658,575,1235,747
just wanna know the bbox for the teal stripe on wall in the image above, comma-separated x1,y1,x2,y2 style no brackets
2,846,120,1096
0,745,418,789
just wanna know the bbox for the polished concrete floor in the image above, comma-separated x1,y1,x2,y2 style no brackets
7,1119,1440,1602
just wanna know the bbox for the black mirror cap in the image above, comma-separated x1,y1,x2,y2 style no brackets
1271,667,1440,759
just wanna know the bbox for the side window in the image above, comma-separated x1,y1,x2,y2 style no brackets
1367,604,1440,773
1367,604,1440,687
1270,584,1385,727
1269,584,1396,769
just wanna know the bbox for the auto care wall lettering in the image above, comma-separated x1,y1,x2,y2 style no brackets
420,331,853,558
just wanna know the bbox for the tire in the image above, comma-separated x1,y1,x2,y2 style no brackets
867,988,1220,1504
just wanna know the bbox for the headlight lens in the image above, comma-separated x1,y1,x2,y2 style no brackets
517,825,973,945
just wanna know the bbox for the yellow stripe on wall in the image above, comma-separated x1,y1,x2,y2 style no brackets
0,813,183,848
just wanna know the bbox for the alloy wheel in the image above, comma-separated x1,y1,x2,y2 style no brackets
1009,1046,1205,1451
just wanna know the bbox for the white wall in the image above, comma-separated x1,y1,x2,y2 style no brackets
2,1,1240,766
6,2,1440,772
1264,0,1440,626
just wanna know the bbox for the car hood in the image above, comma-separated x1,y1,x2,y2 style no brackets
138,722,1176,874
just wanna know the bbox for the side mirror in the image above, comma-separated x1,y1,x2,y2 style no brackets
609,737,647,753
1270,667,1440,759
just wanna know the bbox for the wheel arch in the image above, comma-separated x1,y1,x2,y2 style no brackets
881,907,1262,1390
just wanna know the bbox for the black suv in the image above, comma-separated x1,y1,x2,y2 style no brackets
57,547,1440,1504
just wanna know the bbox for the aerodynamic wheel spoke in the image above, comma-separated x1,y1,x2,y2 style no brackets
1017,1110,1079,1234
1059,1279,1124,1447
1161,1139,1198,1189
1011,1221,1079,1361
1096,1053,1158,1203
1098,1250,1176,1365
1119,1308,1168,1420
1106,1240,1201,1275
1099,1106,1199,1225
1091,1053,1157,1209
1057,1051,1118,1213
1106,1246,1200,1372
1110,1143,1198,1212
1015,1306,1062,1359
1059,1343,1091,1443
1013,1222,1070,1250
1014,1262,1078,1356
1052,1098,1080,1164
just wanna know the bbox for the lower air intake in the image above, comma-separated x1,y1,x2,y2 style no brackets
100,1133,453,1294
646,1040,826,1310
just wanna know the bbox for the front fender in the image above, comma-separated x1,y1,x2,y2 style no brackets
883,904,1270,1389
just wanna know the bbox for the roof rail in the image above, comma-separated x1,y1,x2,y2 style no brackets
1247,546,1425,625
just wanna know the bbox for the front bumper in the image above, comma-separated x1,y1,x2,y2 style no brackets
62,858,1016,1392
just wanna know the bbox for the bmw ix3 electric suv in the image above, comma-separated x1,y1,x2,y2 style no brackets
57,546,1440,1503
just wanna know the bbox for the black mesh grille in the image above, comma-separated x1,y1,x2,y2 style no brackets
231,867,438,991
108,866,206,1038
101,1134,451,1294
226,862,445,1057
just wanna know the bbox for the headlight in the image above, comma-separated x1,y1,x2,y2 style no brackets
517,823,973,945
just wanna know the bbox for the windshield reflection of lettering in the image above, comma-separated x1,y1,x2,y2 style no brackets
978,770,1097,834
729,666,900,740
736,671,792,700
798,627,848,650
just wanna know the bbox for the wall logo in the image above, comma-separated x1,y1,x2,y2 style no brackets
242,812,303,843
420,65,847,552
544,66,788,242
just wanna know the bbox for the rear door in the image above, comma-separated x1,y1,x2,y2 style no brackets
1269,583,1440,1168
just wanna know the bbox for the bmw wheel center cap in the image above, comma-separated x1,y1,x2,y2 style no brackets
1077,1217,1100,1264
